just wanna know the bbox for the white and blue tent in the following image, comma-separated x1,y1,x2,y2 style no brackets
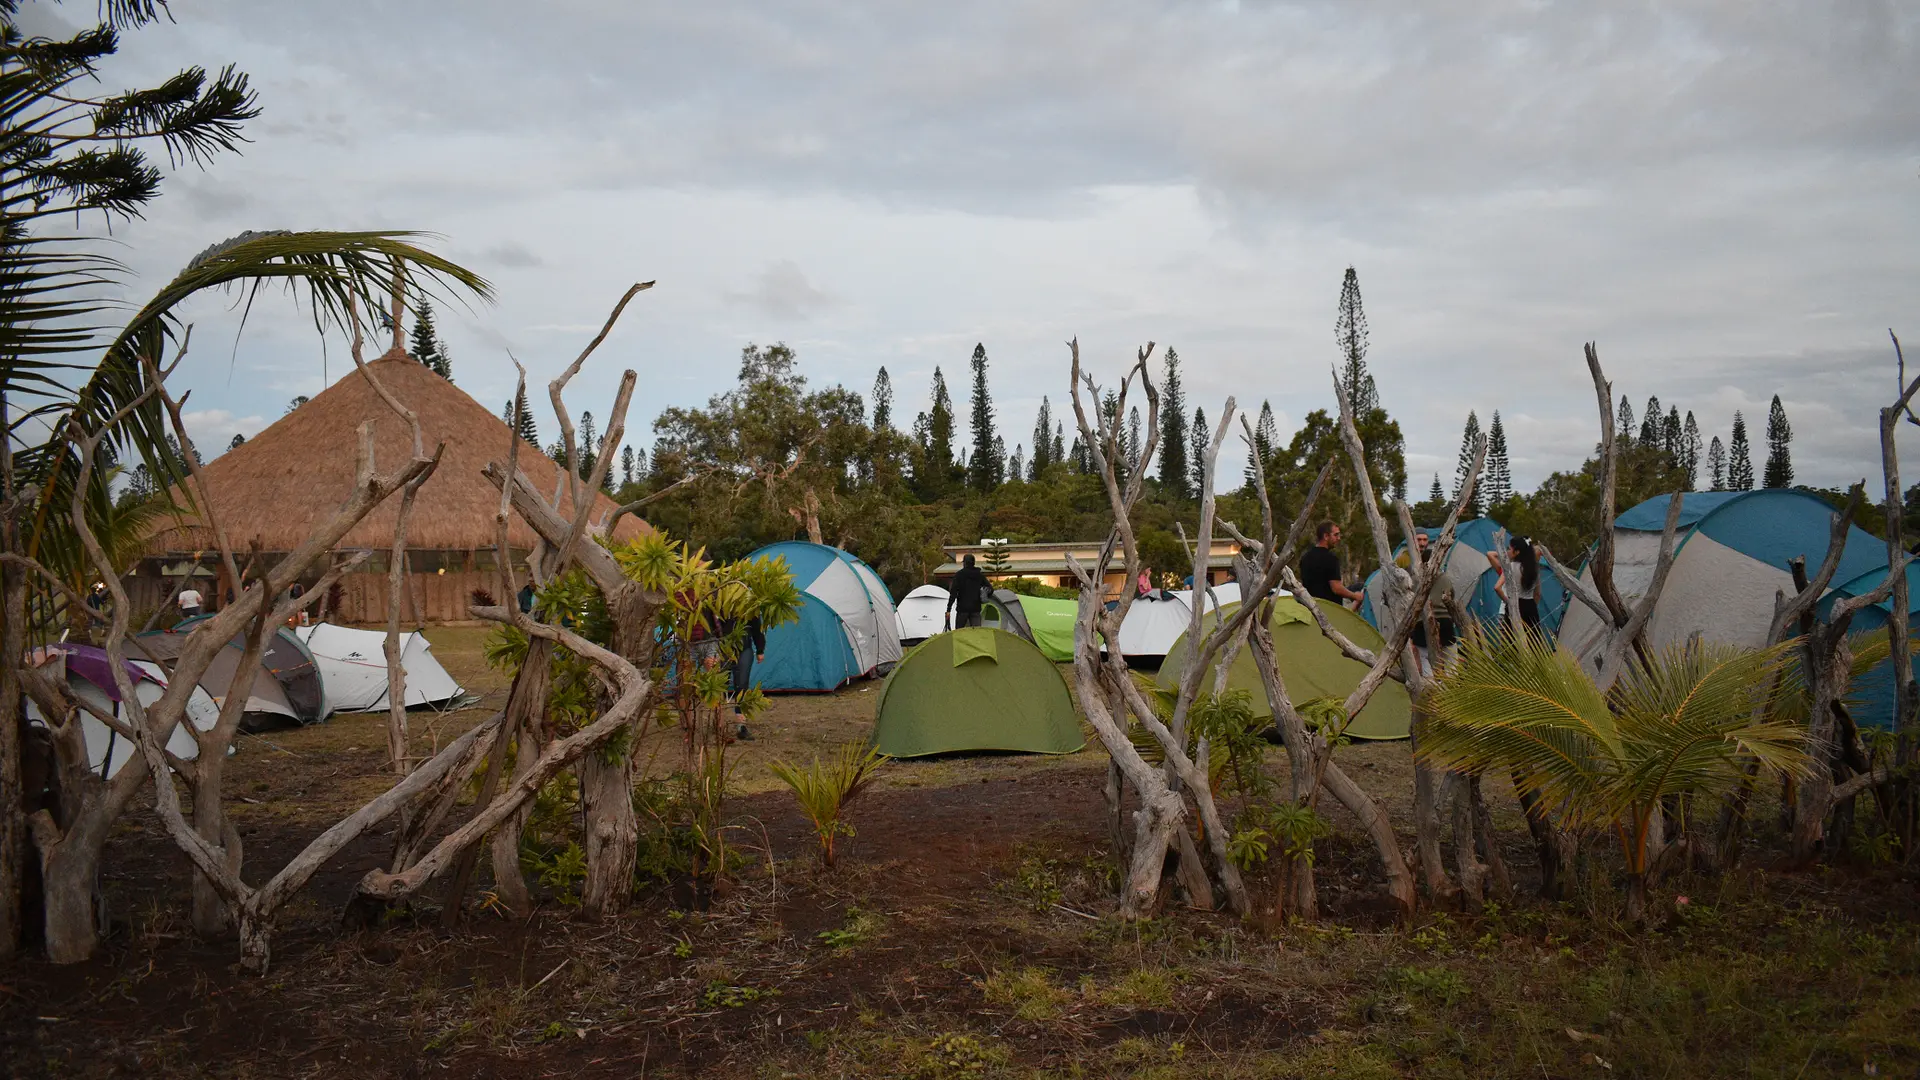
1359,518,1569,639
1560,489,1888,689
749,541,903,691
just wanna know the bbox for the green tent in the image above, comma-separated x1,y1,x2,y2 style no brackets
873,628,1085,758
1156,596,1412,740
1011,593,1078,662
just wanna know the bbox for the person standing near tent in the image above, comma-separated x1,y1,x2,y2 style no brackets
1397,531,1456,673
726,614,765,742
176,584,203,620
1302,522,1365,608
1489,534,1542,633
946,554,989,629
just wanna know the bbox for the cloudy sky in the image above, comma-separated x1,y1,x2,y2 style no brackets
37,0,1920,492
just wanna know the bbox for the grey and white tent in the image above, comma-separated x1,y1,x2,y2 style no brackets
295,623,471,712
1114,584,1240,662
896,584,950,645
1560,491,1887,682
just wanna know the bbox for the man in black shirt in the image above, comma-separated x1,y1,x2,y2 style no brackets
946,554,989,629
1301,521,1365,607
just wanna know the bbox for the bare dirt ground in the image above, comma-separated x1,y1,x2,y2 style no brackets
5,627,1920,1078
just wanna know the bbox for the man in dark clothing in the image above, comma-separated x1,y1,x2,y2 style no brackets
1301,521,1365,607
946,554,989,629
729,615,765,741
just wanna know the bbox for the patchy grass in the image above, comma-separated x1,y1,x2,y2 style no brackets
9,631,1920,1079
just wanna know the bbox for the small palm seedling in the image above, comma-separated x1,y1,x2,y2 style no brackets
768,742,888,867
1421,629,1809,921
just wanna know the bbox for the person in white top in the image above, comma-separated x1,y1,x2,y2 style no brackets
176,587,203,619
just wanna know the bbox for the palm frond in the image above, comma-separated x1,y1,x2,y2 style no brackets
1420,629,1617,823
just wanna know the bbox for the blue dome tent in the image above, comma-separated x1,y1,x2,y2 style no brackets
748,541,903,692
1560,490,1888,690
1359,518,1569,639
1815,561,1920,731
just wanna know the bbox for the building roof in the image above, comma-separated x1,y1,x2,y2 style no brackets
934,538,1239,577
143,349,647,555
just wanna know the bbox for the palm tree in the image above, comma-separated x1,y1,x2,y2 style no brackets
1420,631,1809,920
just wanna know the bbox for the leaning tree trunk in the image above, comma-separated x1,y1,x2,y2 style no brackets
486,639,552,916
188,757,243,936
1515,780,1576,900
0,553,26,961
579,584,653,919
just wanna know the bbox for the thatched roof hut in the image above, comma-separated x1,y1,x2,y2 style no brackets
138,347,646,622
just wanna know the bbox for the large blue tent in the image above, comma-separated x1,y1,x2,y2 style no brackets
748,541,902,692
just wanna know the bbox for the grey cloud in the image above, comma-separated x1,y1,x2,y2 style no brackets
480,242,544,268
727,260,839,321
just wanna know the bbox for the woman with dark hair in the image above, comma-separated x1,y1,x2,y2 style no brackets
1489,534,1542,633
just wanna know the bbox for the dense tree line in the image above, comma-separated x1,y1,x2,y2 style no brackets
623,271,1875,598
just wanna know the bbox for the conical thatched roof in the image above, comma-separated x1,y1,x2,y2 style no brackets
144,349,647,555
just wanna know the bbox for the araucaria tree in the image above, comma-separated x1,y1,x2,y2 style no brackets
1335,267,1377,413
871,366,893,430
1159,347,1189,496
1188,406,1208,496
1454,410,1484,516
409,298,451,379
1617,396,1636,446
967,343,999,491
1639,395,1661,446
1483,410,1513,507
1244,401,1277,492
1764,394,1794,488
1030,396,1056,478
1708,435,1727,490
917,367,957,496
1681,411,1702,489
1729,411,1755,490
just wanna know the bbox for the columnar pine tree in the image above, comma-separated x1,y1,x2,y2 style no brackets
1335,267,1378,414
992,434,1006,487
1188,406,1208,497
926,367,956,491
1728,412,1755,490
1681,411,1702,489
1159,347,1189,496
1639,395,1662,446
1102,390,1123,484
1617,395,1636,446
1053,422,1065,469
1454,410,1484,516
967,344,998,491
1429,473,1445,504
501,400,512,425
1008,444,1024,483
409,299,451,379
1029,397,1054,478
620,445,636,488
577,411,599,479
1245,401,1277,492
872,367,894,430
1763,395,1794,488
1483,410,1513,507
1708,436,1727,490
1663,406,1681,461
512,384,538,445
1069,435,1088,473
1126,407,1142,472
